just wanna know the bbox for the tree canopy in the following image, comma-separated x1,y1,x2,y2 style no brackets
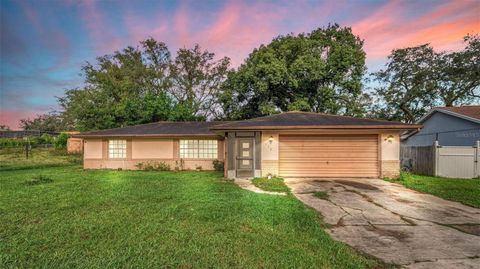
20,29,480,131
221,24,368,120
20,112,68,132
372,35,480,123
57,39,231,131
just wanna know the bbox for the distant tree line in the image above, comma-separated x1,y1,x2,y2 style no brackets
0,133,68,149
21,24,479,131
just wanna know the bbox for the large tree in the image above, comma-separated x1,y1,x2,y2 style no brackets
58,38,176,131
53,39,230,131
372,35,480,123
371,45,437,123
169,45,231,120
221,24,368,119
433,35,480,106
20,112,69,132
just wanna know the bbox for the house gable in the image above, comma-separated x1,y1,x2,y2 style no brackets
404,111,480,146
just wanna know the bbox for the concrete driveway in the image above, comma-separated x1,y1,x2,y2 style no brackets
286,178,480,269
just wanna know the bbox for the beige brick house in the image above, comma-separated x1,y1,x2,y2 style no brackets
74,112,421,179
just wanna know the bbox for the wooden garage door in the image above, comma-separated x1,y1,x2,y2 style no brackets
279,135,379,177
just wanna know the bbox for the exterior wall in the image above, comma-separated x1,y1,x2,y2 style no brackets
67,137,83,153
261,132,279,176
380,133,400,178
131,139,173,159
404,112,480,146
84,139,102,159
83,137,223,171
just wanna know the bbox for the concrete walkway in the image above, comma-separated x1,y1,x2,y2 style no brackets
286,178,480,269
234,178,287,195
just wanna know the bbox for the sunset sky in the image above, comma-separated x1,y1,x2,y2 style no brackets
1,0,479,129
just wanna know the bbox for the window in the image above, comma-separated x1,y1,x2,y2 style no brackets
108,140,127,158
180,140,217,159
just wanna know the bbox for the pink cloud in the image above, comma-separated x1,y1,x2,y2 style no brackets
204,1,241,46
0,110,43,130
119,0,342,66
174,2,191,47
79,0,123,54
183,0,342,66
404,15,479,50
123,12,168,46
352,0,480,62
176,1,290,65
17,0,72,71
18,0,40,27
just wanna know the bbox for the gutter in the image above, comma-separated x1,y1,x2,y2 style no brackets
210,125,423,131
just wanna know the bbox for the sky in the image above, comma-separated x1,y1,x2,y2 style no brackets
0,0,479,129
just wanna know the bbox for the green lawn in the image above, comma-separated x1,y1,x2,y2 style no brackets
0,148,82,171
386,172,480,208
251,177,290,193
0,150,379,268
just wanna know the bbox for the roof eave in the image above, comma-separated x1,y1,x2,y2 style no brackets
417,108,480,125
210,125,423,131
72,133,222,138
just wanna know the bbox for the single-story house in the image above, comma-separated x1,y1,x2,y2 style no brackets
74,112,421,179
402,106,480,147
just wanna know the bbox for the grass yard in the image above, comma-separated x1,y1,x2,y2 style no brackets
251,177,290,193
387,172,480,208
0,150,380,268
0,147,82,171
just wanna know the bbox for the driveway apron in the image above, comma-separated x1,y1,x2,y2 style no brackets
286,178,480,269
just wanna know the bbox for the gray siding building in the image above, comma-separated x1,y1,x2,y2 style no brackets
403,106,480,147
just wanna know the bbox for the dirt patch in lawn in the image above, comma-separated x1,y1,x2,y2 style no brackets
334,180,379,191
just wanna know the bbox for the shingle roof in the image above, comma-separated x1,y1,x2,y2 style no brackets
73,121,228,138
210,112,421,130
74,112,421,138
436,106,480,121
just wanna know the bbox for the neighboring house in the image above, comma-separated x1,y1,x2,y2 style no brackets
403,106,480,147
74,112,420,179
66,132,83,154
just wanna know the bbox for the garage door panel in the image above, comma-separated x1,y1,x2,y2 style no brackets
280,152,377,158
281,160,377,164
279,135,379,178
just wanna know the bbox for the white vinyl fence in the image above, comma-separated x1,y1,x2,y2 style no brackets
401,141,480,179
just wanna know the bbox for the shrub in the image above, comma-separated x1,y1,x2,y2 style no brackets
212,160,224,172
175,158,185,171
157,162,171,171
31,134,54,145
0,138,26,148
136,161,171,171
54,133,69,149
25,175,53,185
40,133,54,144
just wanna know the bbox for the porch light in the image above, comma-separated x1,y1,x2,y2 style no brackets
269,136,274,143
385,135,394,143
